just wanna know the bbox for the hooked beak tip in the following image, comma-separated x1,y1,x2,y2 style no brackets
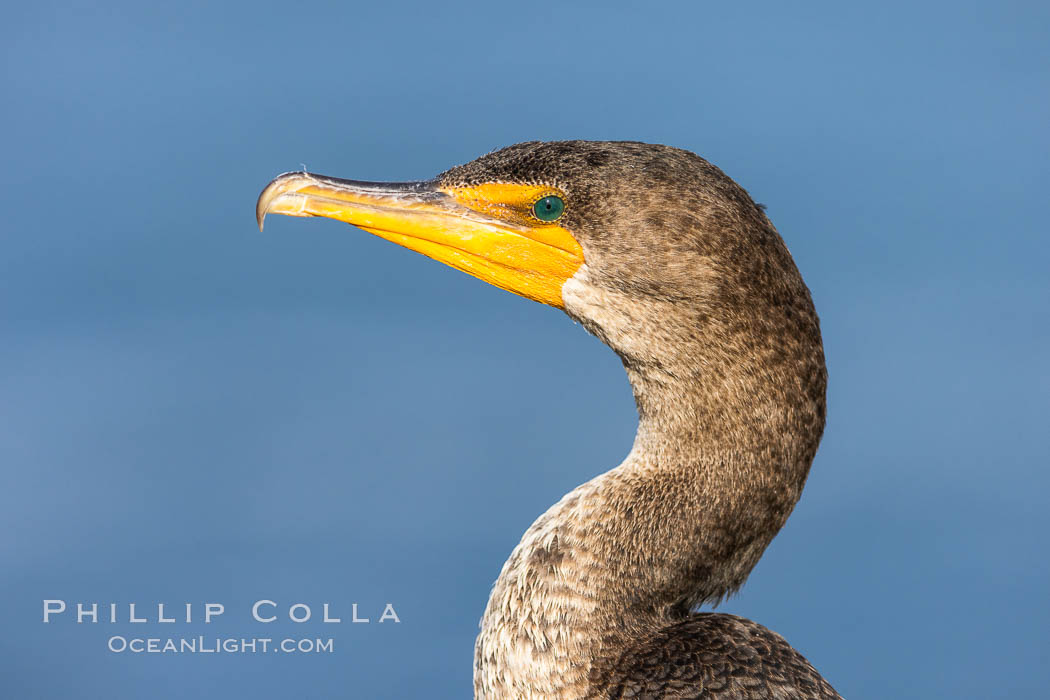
256,171,305,232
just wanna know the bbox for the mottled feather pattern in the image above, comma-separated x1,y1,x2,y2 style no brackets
441,142,835,698
596,614,841,699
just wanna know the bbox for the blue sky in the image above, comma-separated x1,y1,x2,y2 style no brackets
2,1,1047,697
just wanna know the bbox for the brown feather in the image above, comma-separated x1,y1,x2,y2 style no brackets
443,141,837,699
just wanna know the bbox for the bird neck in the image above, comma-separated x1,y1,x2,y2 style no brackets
474,369,822,699
474,275,826,699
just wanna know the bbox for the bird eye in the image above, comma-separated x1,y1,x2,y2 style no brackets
533,195,565,222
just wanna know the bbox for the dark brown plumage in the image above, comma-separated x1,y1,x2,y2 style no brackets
445,142,836,699
258,140,839,699
598,614,840,699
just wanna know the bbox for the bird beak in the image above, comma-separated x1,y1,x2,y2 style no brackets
256,172,583,308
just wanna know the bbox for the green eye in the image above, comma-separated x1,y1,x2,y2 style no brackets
533,195,565,222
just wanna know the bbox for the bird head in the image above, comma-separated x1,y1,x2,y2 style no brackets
257,141,819,379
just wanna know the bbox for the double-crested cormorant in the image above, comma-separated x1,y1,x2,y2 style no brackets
257,141,840,699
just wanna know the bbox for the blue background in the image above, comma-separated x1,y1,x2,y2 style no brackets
2,1,1047,697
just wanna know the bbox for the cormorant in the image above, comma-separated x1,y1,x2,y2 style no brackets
257,141,840,699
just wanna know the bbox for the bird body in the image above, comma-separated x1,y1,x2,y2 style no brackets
258,141,841,699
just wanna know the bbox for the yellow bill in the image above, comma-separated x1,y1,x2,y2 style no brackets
256,172,583,307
